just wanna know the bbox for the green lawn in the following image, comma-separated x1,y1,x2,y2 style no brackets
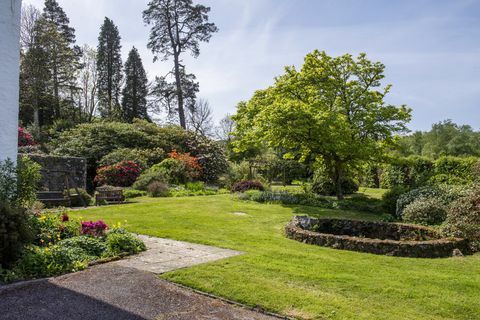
71,194,480,320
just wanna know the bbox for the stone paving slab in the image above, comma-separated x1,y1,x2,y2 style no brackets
112,235,243,274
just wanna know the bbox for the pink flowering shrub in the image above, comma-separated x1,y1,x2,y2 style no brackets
18,127,36,147
94,160,142,187
81,220,108,237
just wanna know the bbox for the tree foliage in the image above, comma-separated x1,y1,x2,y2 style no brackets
97,17,123,120
150,68,199,123
143,0,218,128
395,120,480,158
233,51,411,199
121,47,149,122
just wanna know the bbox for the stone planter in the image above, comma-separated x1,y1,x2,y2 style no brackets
285,216,469,258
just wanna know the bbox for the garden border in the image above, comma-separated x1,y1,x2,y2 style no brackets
285,216,469,258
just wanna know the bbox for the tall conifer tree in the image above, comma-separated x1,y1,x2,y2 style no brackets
40,0,80,119
97,17,123,119
121,47,149,122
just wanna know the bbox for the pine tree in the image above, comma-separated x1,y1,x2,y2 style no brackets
35,17,79,119
40,0,80,120
42,0,76,44
151,67,199,124
97,17,123,120
143,0,218,128
121,47,149,123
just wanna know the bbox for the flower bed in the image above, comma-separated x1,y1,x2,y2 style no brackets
0,209,146,283
285,216,469,258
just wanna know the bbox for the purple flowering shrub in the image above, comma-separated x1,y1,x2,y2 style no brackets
81,220,108,237
231,180,265,193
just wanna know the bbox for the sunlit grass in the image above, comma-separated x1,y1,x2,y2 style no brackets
71,194,480,320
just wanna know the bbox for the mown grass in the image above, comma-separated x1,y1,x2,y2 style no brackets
71,194,480,320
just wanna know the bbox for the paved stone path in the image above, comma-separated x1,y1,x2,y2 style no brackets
0,236,281,320
113,235,243,274
0,264,279,320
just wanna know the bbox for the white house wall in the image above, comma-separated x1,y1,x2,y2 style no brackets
0,0,22,163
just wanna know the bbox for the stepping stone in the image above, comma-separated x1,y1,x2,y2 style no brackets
231,211,248,216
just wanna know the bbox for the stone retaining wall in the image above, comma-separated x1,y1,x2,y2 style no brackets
285,216,469,258
25,154,87,191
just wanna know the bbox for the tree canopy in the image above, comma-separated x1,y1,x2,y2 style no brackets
121,47,149,123
395,120,480,158
97,17,123,120
143,0,218,128
233,50,411,198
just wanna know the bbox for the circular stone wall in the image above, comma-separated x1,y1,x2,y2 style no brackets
285,216,469,258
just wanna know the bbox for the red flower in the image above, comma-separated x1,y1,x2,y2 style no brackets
94,160,142,187
18,127,36,147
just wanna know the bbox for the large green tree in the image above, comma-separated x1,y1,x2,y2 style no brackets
143,0,218,129
41,0,80,120
121,47,149,123
233,51,411,199
97,17,123,120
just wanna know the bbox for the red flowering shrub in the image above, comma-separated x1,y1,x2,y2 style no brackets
168,150,202,173
81,220,108,237
231,180,265,193
18,127,36,147
147,150,202,184
94,161,142,187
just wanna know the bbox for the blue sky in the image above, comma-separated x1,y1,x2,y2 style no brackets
24,0,480,131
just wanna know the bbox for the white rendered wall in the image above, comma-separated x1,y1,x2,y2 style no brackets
0,0,22,164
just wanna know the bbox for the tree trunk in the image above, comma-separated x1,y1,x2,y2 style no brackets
334,160,344,200
33,97,40,129
173,53,186,129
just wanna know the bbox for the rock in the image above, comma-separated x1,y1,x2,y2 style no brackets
452,248,464,257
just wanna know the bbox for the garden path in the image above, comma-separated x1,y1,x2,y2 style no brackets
0,236,281,320
113,234,242,273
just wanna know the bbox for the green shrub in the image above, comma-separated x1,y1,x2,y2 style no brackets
133,170,168,191
170,189,221,197
123,189,146,199
16,156,42,208
185,181,205,192
443,189,480,251
396,186,443,219
12,245,88,278
231,180,265,193
185,134,228,183
147,181,170,197
152,153,202,185
0,157,41,208
382,186,409,215
0,203,33,268
240,191,383,214
58,236,107,257
105,230,146,255
98,147,165,169
396,185,472,219
65,188,92,207
32,209,81,246
311,171,358,196
402,197,447,225
433,156,476,183
380,164,407,189
0,159,17,203
218,161,252,189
